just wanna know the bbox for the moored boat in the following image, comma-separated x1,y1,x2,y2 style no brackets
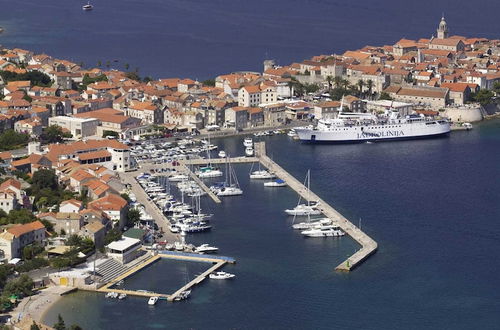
264,179,287,187
209,271,236,280
148,296,159,305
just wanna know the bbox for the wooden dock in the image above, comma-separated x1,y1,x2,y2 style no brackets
254,142,378,271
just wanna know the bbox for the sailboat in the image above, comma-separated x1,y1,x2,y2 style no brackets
285,170,321,216
249,162,276,180
213,156,243,196
196,133,223,178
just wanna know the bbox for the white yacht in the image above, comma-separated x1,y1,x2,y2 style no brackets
245,147,254,157
296,100,450,143
196,166,223,178
209,271,236,280
292,217,332,230
285,203,322,216
243,137,253,147
250,170,276,180
264,179,287,187
218,150,226,158
118,293,127,300
148,296,159,305
301,225,345,237
168,174,189,182
195,244,219,254
82,2,93,10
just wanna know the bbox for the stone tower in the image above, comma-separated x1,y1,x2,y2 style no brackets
437,15,449,39
263,59,276,72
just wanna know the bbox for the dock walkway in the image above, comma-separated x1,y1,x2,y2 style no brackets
180,164,222,203
254,142,377,271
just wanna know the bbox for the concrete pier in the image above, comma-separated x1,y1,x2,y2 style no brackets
253,142,377,271
181,164,222,203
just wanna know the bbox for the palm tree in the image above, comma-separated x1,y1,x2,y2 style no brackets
366,79,374,97
287,80,295,97
105,60,110,69
124,63,130,71
333,76,343,89
357,79,365,96
97,60,102,67
326,75,333,89
341,79,350,91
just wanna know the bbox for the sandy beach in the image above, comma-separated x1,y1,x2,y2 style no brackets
7,286,75,327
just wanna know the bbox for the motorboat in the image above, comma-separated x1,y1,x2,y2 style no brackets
195,244,219,254
292,217,332,230
264,179,287,187
218,150,226,158
148,296,159,305
285,203,321,216
463,122,473,130
174,290,191,301
82,2,93,10
105,292,118,299
243,137,253,147
245,147,254,157
250,170,276,180
168,174,189,182
170,225,181,233
301,226,345,237
209,271,236,280
118,293,127,300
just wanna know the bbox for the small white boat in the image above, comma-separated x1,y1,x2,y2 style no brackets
209,271,236,280
245,147,254,157
105,292,118,299
195,243,219,254
118,293,127,300
243,137,253,147
463,122,473,130
148,296,159,305
174,290,191,301
218,150,226,158
264,179,287,187
196,166,223,178
82,2,93,10
250,170,276,180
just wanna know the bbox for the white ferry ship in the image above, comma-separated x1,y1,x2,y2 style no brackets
296,110,450,143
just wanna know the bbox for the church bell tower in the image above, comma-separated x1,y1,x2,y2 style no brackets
437,15,449,39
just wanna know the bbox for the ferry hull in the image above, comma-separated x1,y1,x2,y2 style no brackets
296,122,451,143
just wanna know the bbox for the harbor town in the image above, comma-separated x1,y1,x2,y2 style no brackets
0,16,498,329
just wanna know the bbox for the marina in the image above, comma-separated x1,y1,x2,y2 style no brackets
95,251,236,302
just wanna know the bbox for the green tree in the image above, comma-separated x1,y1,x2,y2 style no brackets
493,81,500,95
32,169,58,191
41,125,72,143
357,79,365,96
102,130,119,138
0,70,52,87
3,274,34,297
366,79,374,96
31,321,41,330
471,89,494,106
126,208,141,227
104,228,122,245
326,75,333,89
125,71,141,81
0,130,30,151
69,325,83,330
97,60,102,67
105,61,111,69
53,314,66,330
379,92,393,100
124,63,130,70
202,79,215,87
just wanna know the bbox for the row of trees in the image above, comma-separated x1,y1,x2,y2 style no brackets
0,70,52,87
288,76,376,101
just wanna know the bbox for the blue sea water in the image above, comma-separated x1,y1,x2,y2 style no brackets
1,0,500,79
43,121,500,329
